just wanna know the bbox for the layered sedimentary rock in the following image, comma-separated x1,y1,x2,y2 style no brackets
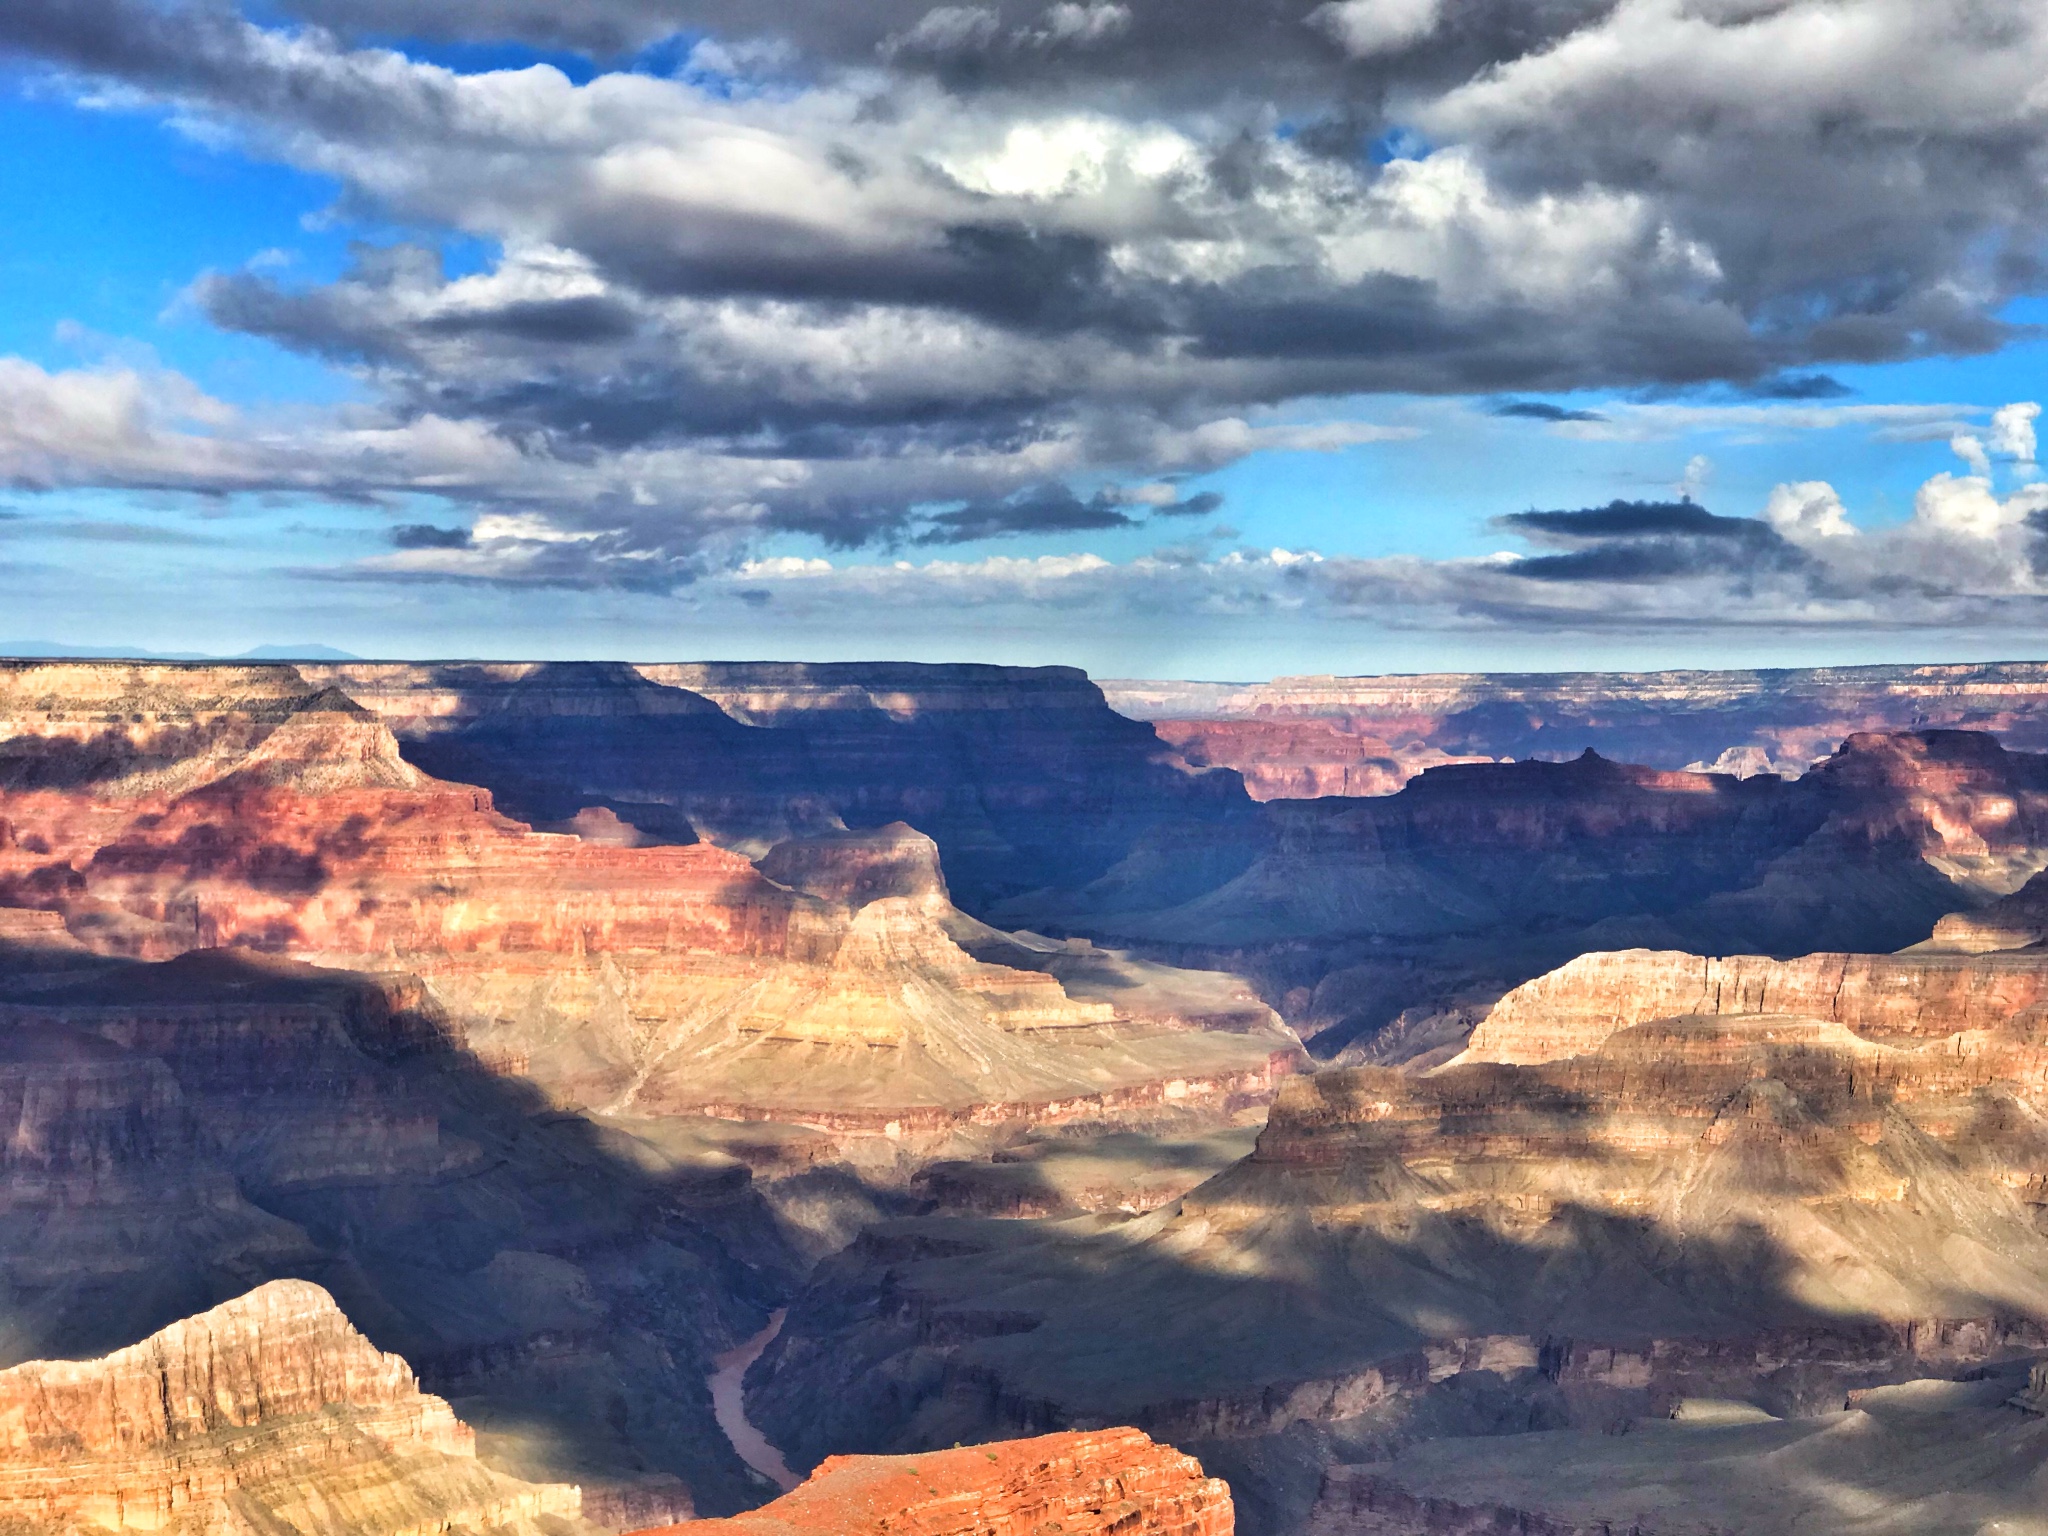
1106,660,2048,797
296,660,1249,909
0,663,1297,1130
0,938,793,1519
1149,720,1485,801
0,1279,585,1536
1012,728,2048,1056
632,1429,1232,1536
1465,945,2048,1062
750,935,2048,1530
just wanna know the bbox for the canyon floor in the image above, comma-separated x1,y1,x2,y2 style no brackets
12,656,2048,1535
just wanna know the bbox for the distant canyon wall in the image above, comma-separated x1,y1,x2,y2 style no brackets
1104,661,2048,799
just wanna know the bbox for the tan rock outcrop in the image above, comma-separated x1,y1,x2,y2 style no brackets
1464,946,2048,1064
628,1429,1232,1536
0,1279,584,1535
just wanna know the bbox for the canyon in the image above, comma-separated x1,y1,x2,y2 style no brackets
0,661,1298,1139
1107,660,2048,798
745,931,2048,1531
11,654,2048,1535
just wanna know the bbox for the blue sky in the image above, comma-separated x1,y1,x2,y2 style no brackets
3,2,2047,676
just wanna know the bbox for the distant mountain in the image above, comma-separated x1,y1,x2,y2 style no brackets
234,644,362,660
0,641,359,661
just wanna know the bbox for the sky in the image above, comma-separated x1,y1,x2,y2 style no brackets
2,0,2047,678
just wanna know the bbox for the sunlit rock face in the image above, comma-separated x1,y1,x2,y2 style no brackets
1105,660,2048,798
749,937,2048,1529
0,1280,586,1536
1149,718,1488,801
1466,946,2048,1063
630,1428,1232,1536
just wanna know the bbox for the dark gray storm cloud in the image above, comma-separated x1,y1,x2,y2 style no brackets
3,0,2048,587
1495,500,1807,583
913,485,1139,545
389,522,473,548
1492,400,1608,423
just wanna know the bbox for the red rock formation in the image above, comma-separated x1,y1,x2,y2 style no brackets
0,664,1298,1131
630,1429,1232,1536
0,1279,583,1535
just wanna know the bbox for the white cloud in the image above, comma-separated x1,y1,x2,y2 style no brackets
1991,401,2041,464
1763,481,1856,543
1309,0,1445,58
1951,431,1993,480
1027,4,1132,47
884,6,1000,56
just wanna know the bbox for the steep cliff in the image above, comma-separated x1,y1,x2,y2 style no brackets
0,1279,587,1536
297,660,1250,910
629,1429,1232,1536
1105,660,2048,796
747,938,2048,1528
1464,946,2048,1062
1009,729,2048,1057
0,936,798,1521
0,664,1299,1131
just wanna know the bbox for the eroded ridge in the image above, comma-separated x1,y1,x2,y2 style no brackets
0,1279,584,1536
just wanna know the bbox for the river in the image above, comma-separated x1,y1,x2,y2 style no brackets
708,1309,801,1493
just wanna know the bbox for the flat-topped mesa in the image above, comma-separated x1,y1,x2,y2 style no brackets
295,659,1247,910
756,822,951,909
629,1429,1232,1536
0,1279,582,1535
1463,947,2048,1064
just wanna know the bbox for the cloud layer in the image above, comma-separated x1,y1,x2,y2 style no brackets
4,0,2048,600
